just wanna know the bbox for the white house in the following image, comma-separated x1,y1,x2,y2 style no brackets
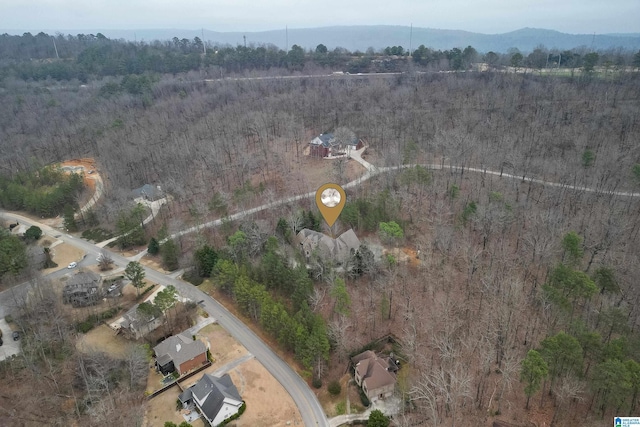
178,373,243,426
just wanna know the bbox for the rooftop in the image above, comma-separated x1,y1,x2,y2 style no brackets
154,333,207,370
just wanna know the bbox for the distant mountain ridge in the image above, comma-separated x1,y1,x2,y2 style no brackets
3,26,640,53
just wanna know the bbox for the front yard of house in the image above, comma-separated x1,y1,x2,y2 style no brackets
143,322,302,427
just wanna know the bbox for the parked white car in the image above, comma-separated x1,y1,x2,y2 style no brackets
67,262,77,269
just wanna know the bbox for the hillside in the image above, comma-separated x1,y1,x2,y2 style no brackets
1,52,640,426
3,26,640,52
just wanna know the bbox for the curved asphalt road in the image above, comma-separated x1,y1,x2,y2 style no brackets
0,213,328,426
2,152,639,425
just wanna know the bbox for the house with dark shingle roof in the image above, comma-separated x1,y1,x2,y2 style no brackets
351,350,397,402
154,333,208,375
132,183,163,201
62,271,101,307
178,373,243,426
309,128,364,158
309,133,338,157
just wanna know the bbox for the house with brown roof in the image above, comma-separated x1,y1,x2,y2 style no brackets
351,350,398,403
154,333,208,375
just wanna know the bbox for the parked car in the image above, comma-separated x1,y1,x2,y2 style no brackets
12,331,19,341
68,262,77,269
107,284,118,293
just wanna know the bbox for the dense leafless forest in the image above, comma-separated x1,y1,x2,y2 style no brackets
2,61,640,427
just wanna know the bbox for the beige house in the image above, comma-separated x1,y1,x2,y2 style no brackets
295,228,361,264
351,350,397,402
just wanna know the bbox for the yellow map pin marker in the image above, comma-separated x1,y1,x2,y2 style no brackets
316,183,346,228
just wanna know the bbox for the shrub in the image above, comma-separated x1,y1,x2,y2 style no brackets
182,269,204,286
137,284,155,300
148,237,160,255
358,386,370,407
218,401,246,426
312,377,323,389
448,184,460,199
76,321,94,333
24,226,42,241
582,149,595,167
328,380,342,396
461,201,477,225
75,307,120,333
378,221,404,243
81,228,114,242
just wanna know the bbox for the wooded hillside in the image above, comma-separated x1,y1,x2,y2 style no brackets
2,62,640,426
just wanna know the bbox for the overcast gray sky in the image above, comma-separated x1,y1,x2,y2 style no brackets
2,0,639,34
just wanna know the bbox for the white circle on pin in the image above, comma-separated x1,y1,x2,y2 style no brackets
321,188,341,208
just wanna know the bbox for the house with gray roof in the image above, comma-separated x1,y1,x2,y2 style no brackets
178,373,244,426
120,303,163,339
295,228,361,264
62,271,101,307
309,128,364,158
154,333,208,375
132,183,163,201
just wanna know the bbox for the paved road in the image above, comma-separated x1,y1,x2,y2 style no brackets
0,211,330,427
2,150,639,424
141,146,640,252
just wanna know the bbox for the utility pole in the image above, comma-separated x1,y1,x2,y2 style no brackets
202,28,206,54
286,25,288,52
409,23,413,57
243,35,246,48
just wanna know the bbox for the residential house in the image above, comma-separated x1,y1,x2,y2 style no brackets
309,129,364,158
132,183,163,202
309,133,338,158
351,350,398,403
119,303,164,339
154,333,208,375
295,228,361,264
111,285,181,339
178,373,243,426
62,271,101,307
